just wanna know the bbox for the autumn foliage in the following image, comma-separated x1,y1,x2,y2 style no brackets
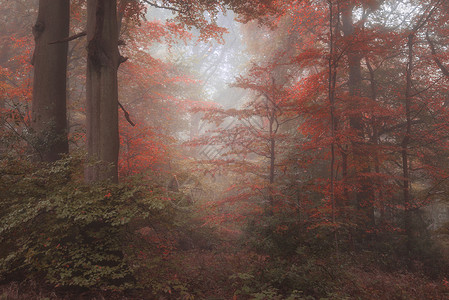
1,0,449,299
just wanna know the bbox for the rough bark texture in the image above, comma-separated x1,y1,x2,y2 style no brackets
31,0,69,162
85,0,120,183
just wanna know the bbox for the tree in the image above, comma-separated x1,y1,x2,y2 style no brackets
85,0,121,183
117,17,195,178
82,0,281,183
189,61,299,222
31,0,70,162
0,0,35,155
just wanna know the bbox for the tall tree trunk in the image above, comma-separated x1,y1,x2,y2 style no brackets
341,1,362,178
329,0,339,254
403,33,414,251
341,2,374,225
341,3,362,112
268,110,275,207
366,57,382,226
31,0,69,162
85,0,120,183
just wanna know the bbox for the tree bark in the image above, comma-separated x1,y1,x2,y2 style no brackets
85,0,120,183
268,109,275,207
341,3,362,114
328,0,339,255
366,57,383,225
341,2,374,224
403,33,414,251
31,0,69,162
267,82,276,209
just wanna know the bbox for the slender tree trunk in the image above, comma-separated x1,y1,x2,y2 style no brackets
269,120,275,205
31,0,69,162
328,0,339,255
267,77,278,209
341,3,362,166
341,2,362,132
267,98,276,208
341,2,374,226
340,3,358,209
342,4,362,108
341,146,349,205
85,0,120,183
269,137,275,186
403,33,414,251
366,57,382,226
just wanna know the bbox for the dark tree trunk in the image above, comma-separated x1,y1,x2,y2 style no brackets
269,112,275,206
31,0,69,162
85,0,120,183
403,33,414,251
341,3,374,225
328,0,339,254
366,57,382,225
341,4,362,119
341,1,363,169
266,78,279,211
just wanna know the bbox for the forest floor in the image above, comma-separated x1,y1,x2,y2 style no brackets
2,236,449,300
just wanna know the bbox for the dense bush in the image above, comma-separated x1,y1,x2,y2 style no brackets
0,154,170,291
1,154,449,299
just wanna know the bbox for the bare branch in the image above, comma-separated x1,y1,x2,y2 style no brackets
49,31,87,45
379,120,423,136
426,31,449,77
119,55,129,66
278,115,300,126
140,0,182,13
118,101,136,126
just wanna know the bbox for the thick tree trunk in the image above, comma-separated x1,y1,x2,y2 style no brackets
85,0,120,183
31,0,69,162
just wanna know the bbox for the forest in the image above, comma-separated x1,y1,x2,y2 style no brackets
1,0,449,299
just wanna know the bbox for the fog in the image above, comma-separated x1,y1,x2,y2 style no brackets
1,0,449,298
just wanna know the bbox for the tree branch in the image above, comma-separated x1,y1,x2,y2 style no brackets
118,101,136,126
49,31,87,44
140,0,182,13
379,120,423,136
426,31,449,77
119,55,128,66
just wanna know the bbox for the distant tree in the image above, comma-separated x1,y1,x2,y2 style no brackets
0,0,35,155
192,62,298,217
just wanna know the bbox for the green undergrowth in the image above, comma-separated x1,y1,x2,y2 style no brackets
0,153,175,293
1,154,449,299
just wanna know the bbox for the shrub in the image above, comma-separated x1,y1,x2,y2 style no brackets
0,154,169,291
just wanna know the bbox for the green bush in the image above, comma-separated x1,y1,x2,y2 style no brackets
0,154,169,291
